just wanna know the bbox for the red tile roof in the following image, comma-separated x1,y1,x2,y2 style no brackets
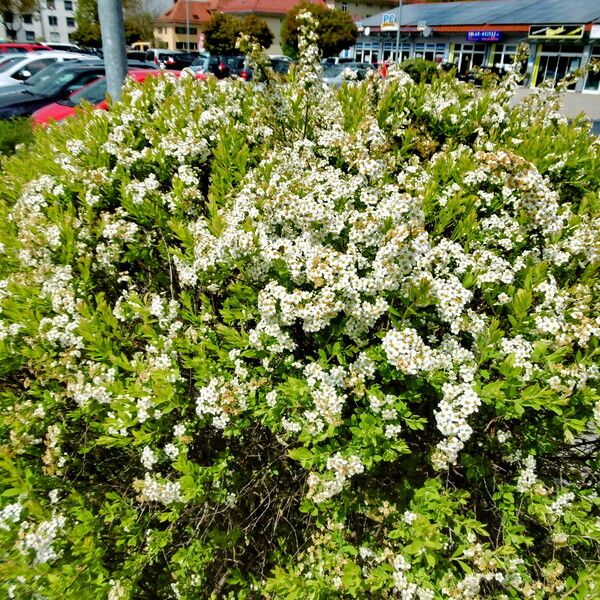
155,1,220,24
220,0,327,17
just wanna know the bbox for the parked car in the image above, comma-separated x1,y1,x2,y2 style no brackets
0,60,153,119
229,57,295,82
0,51,94,88
45,42,84,53
0,58,153,98
189,53,239,79
32,69,206,125
321,57,355,66
0,42,52,55
142,48,187,69
322,63,374,86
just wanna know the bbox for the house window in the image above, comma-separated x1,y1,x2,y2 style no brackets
48,16,58,26
25,30,35,41
50,31,60,42
66,17,75,27
156,27,163,33
175,26,197,35
23,14,33,24
47,0,55,9
341,2,348,11
64,0,73,10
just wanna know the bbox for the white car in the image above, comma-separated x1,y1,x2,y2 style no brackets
0,51,95,89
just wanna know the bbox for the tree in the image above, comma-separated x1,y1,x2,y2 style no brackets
281,1,358,58
240,14,273,50
202,12,273,54
0,0,37,41
71,0,153,48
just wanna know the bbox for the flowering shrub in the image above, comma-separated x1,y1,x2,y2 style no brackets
1,15,599,599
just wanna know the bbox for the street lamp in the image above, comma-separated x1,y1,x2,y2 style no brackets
394,0,403,63
186,0,190,52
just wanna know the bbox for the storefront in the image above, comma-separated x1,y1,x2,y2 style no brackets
352,0,600,91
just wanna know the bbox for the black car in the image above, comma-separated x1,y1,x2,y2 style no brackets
0,60,155,119
190,53,246,79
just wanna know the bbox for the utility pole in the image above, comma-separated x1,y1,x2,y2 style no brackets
98,0,128,102
186,0,190,52
394,0,404,63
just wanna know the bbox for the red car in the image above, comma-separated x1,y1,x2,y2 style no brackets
0,42,52,55
32,69,205,126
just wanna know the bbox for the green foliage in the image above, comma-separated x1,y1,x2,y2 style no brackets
0,117,33,160
202,13,273,54
399,58,439,83
72,0,154,47
0,19,599,600
281,1,358,58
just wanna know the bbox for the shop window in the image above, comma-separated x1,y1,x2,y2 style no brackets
535,44,584,88
584,45,600,92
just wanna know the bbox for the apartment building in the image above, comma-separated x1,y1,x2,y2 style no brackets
0,0,78,44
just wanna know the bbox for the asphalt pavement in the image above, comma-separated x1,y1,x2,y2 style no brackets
510,88,600,132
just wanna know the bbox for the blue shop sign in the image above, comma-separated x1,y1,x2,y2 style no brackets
466,31,502,42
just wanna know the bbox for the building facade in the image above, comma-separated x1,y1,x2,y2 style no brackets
154,0,219,51
0,0,78,44
350,0,600,93
154,0,396,55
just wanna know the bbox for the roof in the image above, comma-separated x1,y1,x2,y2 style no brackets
220,0,327,17
155,1,216,24
358,0,600,28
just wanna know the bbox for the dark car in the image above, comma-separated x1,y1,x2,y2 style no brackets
0,59,154,99
0,60,154,119
189,53,247,79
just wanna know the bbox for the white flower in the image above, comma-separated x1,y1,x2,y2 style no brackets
516,455,537,492
164,443,179,460
141,446,158,470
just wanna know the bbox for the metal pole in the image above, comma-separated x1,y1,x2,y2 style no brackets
98,0,127,102
394,0,403,63
186,1,190,52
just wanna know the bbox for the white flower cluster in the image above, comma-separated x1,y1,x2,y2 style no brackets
136,474,183,506
0,502,22,531
392,554,434,600
67,363,115,406
382,328,437,375
17,515,66,564
548,491,575,518
141,446,158,470
516,455,537,492
196,377,248,429
307,453,364,503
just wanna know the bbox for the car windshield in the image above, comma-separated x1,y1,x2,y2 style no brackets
65,77,107,106
0,57,22,73
27,69,82,96
24,62,67,86
322,65,345,77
